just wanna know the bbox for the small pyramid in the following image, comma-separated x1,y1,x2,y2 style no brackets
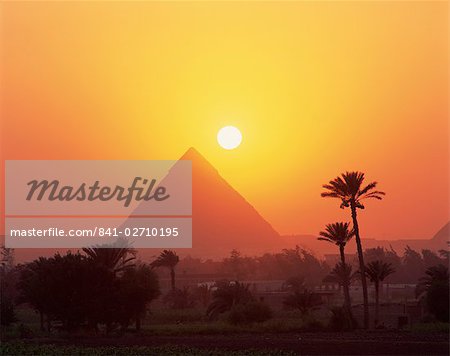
431,222,449,243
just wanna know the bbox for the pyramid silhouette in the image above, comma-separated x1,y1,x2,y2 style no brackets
10,148,282,262
178,147,280,258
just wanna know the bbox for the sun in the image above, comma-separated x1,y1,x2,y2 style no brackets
217,126,242,150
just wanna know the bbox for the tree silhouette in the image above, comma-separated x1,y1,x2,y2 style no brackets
18,252,160,333
17,257,53,330
323,263,358,329
402,246,424,281
416,264,449,322
0,247,17,326
364,260,395,326
322,171,385,329
150,250,179,290
18,253,118,332
283,289,322,317
221,249,253,280
206,280,253,320
117,264,160,331
163,286,196,309
324,263,357,286
82,246,136,275
416,264,449,296
318,222,354,323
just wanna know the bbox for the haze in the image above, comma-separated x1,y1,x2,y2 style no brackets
1,2,448,240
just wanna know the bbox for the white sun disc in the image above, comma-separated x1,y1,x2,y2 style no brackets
217,126,242,150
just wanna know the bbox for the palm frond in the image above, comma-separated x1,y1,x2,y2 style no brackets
318,222,354,247
150,250,180,269
365,260,395,283
358,181,377,196
322,171,384,209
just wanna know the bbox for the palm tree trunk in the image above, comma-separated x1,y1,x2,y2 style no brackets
170,267,176,290
350,202,370,329
339,245,354,325
339,244,346,265
375,282,379,326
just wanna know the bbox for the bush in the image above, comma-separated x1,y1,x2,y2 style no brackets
227,301,272,325
328,306,357,331
206,281,253,320
283,289,322,316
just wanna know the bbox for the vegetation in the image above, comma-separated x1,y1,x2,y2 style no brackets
0,246,17,326
206,281,253,320
364,260,395,326
116,264,160,331
324,263,356,287
163,286,197,309
283,289,322,316
416,264,449,322
318,222,355,325
16,252,159,332
328,306,356,331
227,301,272,325
1,165,449,356
2,243,448,336
150,250,180,290
0,342,296,356
82,245,136,274
322,171,385,329
323,262,358,328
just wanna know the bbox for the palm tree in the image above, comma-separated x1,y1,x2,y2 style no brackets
324,262,358,327
283,289,322,317
318,222,354,265
150,250,179,290
82,246,136,274
324,262,356,286
415,264,449,298
322,171,385,328
318,222,354,320
365,260,395,326
206,280,253,320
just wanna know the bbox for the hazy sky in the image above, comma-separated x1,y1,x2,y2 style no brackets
1,1,448,240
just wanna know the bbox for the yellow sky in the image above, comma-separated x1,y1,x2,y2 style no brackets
1,1,448,239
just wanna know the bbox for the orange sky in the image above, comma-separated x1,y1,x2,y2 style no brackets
1,1,448,240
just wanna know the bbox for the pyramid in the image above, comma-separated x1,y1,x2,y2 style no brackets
10,148,282,262
178,147,280,258
431,221,449,244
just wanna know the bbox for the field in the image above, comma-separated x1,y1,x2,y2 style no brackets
1,307,449,355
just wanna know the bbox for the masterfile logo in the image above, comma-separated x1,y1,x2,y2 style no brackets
5,160,192,249
26,177,170,208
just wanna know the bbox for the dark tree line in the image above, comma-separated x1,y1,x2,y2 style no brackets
16,250,159,332
363,246,448,284
1,242,448,331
